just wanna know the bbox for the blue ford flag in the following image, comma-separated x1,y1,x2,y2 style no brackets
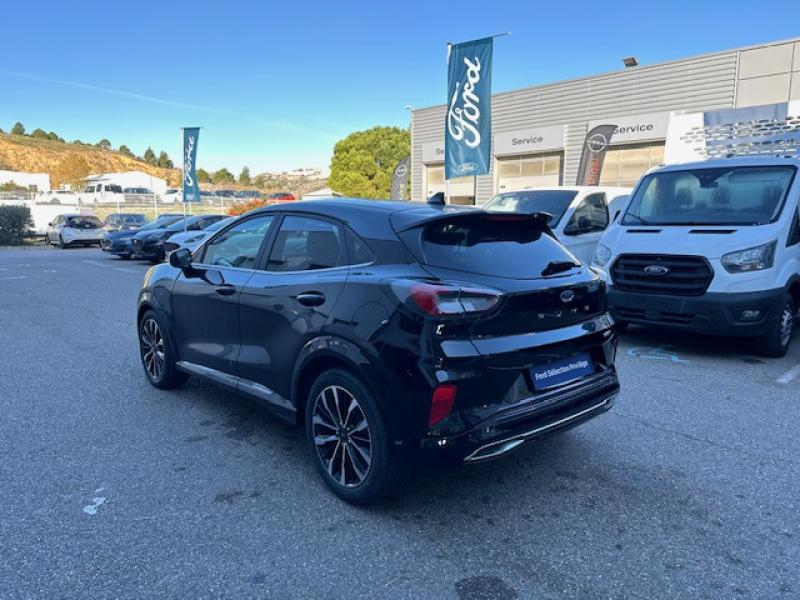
182,127,201,203
445,37,493,180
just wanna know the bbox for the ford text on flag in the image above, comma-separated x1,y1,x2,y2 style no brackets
182,127,201,203
445,37,493,180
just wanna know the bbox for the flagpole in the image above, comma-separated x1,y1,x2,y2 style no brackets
180,128,186,230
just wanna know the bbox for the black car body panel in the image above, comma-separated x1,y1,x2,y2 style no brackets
137,199,619,465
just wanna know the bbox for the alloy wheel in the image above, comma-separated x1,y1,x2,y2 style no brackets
140,318,165,381
312,385,373,487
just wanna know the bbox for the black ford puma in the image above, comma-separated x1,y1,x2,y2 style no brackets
137,199,619,503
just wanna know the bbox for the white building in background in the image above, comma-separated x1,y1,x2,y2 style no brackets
301,187,340,200
84,171,168,195
0,169,50,192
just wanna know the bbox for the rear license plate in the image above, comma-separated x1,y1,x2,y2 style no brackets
531,353,595,390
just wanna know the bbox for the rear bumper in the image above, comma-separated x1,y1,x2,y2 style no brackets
608,286,785,337
420,366,619,463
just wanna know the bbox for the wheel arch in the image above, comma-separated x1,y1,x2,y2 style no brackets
291,336,389,428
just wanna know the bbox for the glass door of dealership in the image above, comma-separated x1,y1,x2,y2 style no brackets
599,142,665,187
495,152,563,194
424,165,476,205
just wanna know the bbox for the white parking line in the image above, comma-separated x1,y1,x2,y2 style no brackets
0,275,28,280
81,260,112,268
113,267,139,274
776,364,800,385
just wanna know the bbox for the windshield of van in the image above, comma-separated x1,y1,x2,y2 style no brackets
622,166,795,226
483,190,578,227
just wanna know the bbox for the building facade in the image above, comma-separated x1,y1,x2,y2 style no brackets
410,37,800,204
84,171,168,195
0,169,50,192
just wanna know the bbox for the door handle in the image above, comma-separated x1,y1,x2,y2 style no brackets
214,284,236,296
295,292,325,307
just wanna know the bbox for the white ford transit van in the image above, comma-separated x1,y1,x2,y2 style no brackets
593,156,799,356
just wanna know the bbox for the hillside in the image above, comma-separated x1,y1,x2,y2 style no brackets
0,133,328,197
0,133,179,188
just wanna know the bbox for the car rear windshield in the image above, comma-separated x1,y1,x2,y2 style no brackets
483,190,578,227
122,215,147,223
622,166,796,226
403,215,579,279
66,216,103,228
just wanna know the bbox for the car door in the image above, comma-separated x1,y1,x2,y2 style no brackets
237,214,349,406
169,213,278,380
562,192,609,263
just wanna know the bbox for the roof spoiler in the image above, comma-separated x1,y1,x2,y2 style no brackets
391,209,553,233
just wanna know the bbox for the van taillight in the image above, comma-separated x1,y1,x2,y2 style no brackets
429,384,457,426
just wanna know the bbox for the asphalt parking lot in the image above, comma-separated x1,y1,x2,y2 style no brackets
1,247,798,600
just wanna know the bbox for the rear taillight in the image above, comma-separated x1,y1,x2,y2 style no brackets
429,384,457,426
390,279,502,317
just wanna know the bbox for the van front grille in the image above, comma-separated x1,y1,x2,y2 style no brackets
611,254,713,297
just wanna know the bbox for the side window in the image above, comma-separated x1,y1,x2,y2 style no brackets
566,193,608,234
200,215,275,269
345,228,374,265
267,216,343,272
85,186,94,193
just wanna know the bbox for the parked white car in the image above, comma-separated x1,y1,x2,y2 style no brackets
79,183,126,205
160,188,182,204
45,214,106,248
162,216,235,257
593,156,800,357
483,186,631,263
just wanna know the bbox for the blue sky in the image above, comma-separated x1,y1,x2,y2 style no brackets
0,1,797,174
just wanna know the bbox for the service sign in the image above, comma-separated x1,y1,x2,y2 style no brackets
588,112,669,144
445,37,493,179
182,127,201,203
493,125,565,156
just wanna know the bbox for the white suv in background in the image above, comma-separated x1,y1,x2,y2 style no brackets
483,186,631,264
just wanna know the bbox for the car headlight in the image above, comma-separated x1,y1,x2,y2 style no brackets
592,243,612,267
721,241,776,273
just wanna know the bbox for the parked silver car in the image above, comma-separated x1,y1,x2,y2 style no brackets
162,216,235,256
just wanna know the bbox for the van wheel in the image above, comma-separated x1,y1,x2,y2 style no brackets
58,235,67,249
305,369,402,505
44,234,50,245
756,295,795,358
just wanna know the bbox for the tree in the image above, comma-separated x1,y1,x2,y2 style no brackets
329,126,410,199
50,155,91,190
143,147,156,165
118,145,134,157
71,139,84,145
239,166,251,185
31,128,49,139
212,168,235,184
97,138,111,149
196,168,211,183
11,122,26,135
47,131,64,142
157,151,173,169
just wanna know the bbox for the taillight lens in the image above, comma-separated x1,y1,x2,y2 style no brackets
429,384,457,426
390,279,503,317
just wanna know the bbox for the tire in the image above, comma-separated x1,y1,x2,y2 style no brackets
756,295,795,358
614,320,630,334
305,368,402,505
58,235,67,249
758,294,797,358
44,233,50,246
138,309,189,389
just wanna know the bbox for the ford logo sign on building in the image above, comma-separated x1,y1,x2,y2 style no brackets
644,265,670,276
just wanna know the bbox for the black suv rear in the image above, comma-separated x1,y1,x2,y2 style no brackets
137,199,619,503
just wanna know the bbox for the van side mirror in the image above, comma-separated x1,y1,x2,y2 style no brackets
169,248,192,270
565,215,593,236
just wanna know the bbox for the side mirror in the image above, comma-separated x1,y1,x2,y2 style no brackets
169,247,192,270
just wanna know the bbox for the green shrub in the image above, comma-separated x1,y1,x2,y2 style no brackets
0,205,33,245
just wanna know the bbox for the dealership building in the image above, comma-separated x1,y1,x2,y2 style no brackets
410,37,800,204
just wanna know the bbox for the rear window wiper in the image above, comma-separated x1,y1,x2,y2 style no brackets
541,260,580,277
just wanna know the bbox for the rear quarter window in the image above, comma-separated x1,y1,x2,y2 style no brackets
402,216,578,279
